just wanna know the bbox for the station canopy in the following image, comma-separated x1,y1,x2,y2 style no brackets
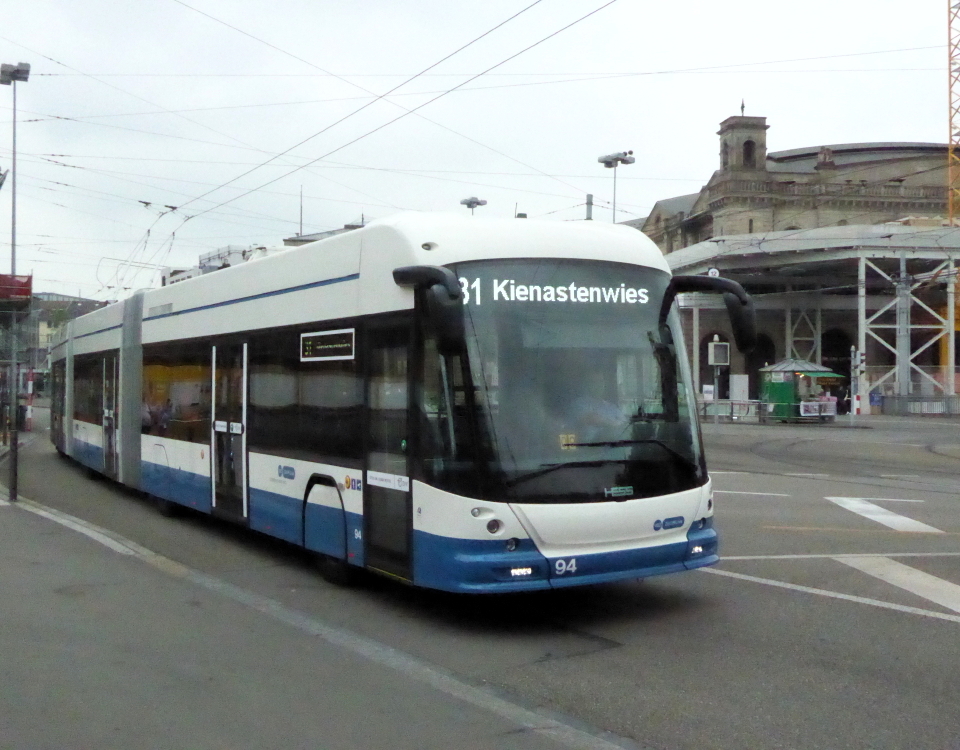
665,223,960,292
760,358,841,378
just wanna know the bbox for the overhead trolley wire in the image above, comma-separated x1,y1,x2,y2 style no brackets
171,0,621,227
168,0,598,204
168,0,552,211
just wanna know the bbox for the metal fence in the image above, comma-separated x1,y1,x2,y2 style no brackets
697,399,845,423
698,396,960,420
876,395,960,416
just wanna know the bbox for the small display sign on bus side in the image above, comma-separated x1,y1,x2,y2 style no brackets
300,328,355,362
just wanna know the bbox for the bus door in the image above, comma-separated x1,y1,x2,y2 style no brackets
363,324,413,580
211,343,248,520
102,353,119,479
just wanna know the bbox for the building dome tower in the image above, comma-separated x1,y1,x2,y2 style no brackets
718,115,769,172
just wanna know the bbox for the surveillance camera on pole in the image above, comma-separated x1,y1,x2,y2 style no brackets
460,197,487,215
597,150,635,222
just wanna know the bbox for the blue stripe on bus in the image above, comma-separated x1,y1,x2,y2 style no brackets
546,525,718,589
142,272,360,322
141,461,212,512
248,486,363,566
249,487,302,543
412,533,553,593
73,440,104,473
411,524,719,594
75,324,122,340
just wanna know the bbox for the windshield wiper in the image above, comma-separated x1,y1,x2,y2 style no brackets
564,438,696,467
506,459,627,488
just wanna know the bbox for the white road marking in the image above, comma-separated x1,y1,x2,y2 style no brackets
703,568,960,625
7,492,633,750
846,497,925,503
785,473,830,478
723,552,960,561
880,475,921,479
825,497,943,534
836,556,960,614
709,471,753,475
20,501,140,555
713,490,792,497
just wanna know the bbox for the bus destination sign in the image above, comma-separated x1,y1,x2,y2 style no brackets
300,328,355,362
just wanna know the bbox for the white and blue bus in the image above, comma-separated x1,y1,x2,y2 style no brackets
49,213,754,593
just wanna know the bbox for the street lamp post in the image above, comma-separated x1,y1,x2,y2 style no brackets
598,150,635,223
460,196,487,215
2,61,30,502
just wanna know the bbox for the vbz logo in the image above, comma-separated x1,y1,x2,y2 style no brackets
277,465,295,480
344,475,362,491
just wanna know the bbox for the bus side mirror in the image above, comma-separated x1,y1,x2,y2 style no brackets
721,290,756,354
660,275,757,353
393,265,466,354
425,282,465,353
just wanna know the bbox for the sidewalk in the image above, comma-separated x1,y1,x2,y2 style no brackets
0,494,622,750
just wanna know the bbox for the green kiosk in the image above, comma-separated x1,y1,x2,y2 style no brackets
759,358,844,422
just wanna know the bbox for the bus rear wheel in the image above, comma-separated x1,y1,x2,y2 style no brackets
315,554,357,586
156,496,181,518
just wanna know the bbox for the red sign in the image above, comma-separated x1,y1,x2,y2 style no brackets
0,274,32,302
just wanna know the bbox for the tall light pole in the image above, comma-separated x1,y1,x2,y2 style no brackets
1,62,30,502
598,150,634,223
460,196,487,215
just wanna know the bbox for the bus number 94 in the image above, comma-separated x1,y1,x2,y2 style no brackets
554,558,577,575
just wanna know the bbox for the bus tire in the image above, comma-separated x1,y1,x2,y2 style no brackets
316,554,357,586
156,496,180,518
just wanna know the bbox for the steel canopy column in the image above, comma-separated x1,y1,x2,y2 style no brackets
896,252,911,396
692,303,700,395
858,255,868,413
949,256,957,396
815,295,823,365
784,285,792,360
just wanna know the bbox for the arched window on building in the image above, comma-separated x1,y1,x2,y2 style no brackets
721,141,730,169
743,140,756,169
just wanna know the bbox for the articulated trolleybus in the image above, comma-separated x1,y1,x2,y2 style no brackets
50,213,755,593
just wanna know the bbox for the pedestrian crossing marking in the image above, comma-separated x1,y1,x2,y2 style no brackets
836,556,960,614
825,497,943,534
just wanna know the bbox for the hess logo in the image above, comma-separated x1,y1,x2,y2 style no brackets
344,475,362,491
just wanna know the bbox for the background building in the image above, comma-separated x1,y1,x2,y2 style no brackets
636,116,948,254
632,116,957,412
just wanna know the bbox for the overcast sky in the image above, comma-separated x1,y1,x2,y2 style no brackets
0,0,945,299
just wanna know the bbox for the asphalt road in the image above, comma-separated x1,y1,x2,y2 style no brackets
4,411,960,750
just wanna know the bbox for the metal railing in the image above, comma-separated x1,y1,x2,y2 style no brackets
698,399,761,422
698,399,844,423
877,395,960,416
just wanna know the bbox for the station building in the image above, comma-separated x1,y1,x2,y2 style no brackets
630,116,958,412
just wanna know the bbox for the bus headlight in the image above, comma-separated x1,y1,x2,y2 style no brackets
505,537,519,551
487,519,502,534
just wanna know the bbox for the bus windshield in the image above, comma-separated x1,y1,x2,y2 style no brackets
417,258,705,504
